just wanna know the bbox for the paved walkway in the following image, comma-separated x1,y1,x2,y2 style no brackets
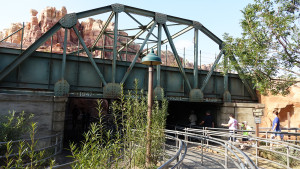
165,145,238,169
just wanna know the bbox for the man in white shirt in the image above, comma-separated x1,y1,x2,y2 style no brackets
189,110,197,127
221,113,239,141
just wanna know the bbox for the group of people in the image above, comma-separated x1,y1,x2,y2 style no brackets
189,110,214,128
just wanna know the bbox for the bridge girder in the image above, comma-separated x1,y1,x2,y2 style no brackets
0,3,257,102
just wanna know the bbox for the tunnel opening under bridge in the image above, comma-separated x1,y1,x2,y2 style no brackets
166,101,222,129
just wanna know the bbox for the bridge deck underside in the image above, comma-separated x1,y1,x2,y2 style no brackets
0,48,253,102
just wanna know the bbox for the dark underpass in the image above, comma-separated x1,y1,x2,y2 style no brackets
63,98,221,146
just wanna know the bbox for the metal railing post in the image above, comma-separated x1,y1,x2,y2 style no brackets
255,140,258,166
225,142,228,168
266,131,268,146
201,137,203,166
287,146,290,168
176,131,179,148
185,128,188,143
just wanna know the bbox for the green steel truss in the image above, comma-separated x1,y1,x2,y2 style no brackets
0,3,257,102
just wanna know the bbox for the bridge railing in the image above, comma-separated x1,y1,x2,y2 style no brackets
0,132,63,167
177,126,300,169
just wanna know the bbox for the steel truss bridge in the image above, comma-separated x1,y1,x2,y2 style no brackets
0,4,257,102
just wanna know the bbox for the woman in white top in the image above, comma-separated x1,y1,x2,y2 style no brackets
221,114,239,141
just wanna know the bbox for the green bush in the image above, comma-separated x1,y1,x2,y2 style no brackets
0,111,33,142
70,80,168,168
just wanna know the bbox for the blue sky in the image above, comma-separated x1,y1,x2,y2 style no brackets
0,0,253,64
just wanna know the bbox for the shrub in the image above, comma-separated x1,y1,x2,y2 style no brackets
70,80,168,168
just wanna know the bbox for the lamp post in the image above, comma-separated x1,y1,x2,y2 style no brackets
142,49,162,167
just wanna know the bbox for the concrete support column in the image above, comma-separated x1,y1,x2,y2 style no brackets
52,96,68,133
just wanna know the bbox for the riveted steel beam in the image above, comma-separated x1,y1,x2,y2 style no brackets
0,23,62,82
112,12,118,83
121,21,157,84
200,50,223,92
73,26,107,86
229,55,257,100
156,23,162,87
142,25,193,55
91,12,115,49
125,12,158,39
194,28,199,89
124,5,222,46
117,20,155,55
61,28,68,80
163,24,192,91
76,5,112,19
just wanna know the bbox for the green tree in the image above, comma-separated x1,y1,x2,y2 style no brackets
223,0,300,95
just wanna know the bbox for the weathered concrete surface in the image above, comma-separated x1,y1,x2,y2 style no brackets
217,102,264,129
0,94,67,138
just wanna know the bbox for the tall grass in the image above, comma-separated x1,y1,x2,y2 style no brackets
70,80,168,168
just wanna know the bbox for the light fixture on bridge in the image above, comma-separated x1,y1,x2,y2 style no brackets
141,49,162,65
141,48,161,167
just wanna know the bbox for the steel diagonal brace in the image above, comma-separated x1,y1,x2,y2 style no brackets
162,24,192,91
125,12,158,39
229,55,257,100
73,26,107,86
121,21,157,84
91,12,115,50
200,50,223,91
142,25,193,55
70,12,115,56
117,20,155,55
0,23,62,82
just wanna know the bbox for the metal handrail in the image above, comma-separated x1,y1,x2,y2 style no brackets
158,135,187,169
179,126,300,169
165,129,257,169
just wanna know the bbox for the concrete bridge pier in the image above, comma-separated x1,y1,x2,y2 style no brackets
0,93,68,146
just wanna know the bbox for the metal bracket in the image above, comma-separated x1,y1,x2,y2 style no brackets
193,21,203,30
54,80,70,96
155,13,167,24
111,3,124,13
103,83,121,99
154,86,164,100
189,89,203,102
59,13,77,29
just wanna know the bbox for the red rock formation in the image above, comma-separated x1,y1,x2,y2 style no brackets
259,83,300,129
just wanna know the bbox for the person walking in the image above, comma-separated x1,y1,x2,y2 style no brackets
200,111,215,128
270,110,281,148
221,113,238,142
239,121,252,149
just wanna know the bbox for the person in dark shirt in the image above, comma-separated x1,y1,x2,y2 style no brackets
200,111,214,128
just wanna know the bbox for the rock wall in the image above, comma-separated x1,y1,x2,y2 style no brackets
259,83,300,129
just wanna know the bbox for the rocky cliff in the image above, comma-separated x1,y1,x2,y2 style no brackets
259,83,300,129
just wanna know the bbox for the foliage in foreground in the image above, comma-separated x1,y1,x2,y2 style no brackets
0,111,33,142
1,118,55,169
223,0,300,95
70,81,168,169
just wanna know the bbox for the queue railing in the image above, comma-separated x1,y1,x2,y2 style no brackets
175,126,300,169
